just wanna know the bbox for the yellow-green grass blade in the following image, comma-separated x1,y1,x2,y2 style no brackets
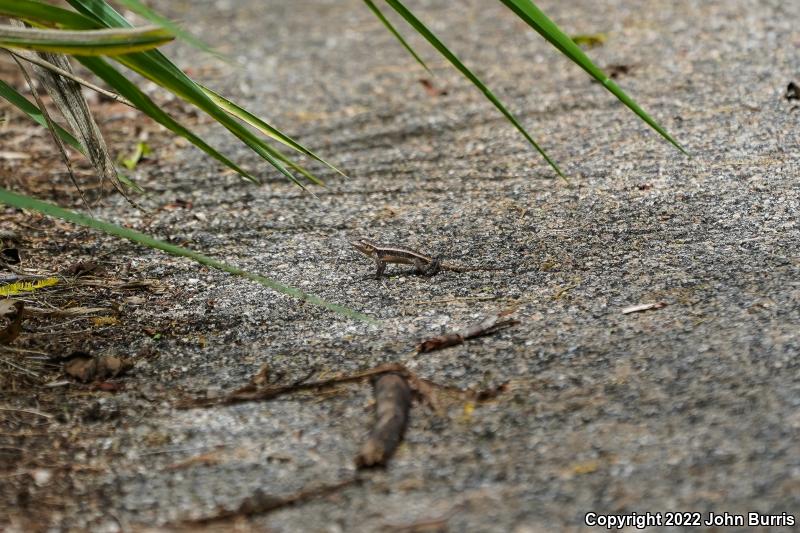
499,0,687,154
65,0,318,188
114,0,228,61
0,25,173,55
0,0,98,30
0,187,377,324
0,79,86,155
363,0,430,74
385,0,564,178
77,55,260,183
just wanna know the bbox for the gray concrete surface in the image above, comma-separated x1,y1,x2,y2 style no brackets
4,0,799,531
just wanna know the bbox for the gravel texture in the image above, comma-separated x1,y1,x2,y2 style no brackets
2,0,799,531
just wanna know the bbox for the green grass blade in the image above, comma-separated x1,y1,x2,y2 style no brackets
0,25,173,55
65,0,132,28
363,0,430,73
499,0,687,154
77,56,260,183
0,79,86,155
114,0,228,61
0,0,99,30
385,0,564,177
0,187,377,324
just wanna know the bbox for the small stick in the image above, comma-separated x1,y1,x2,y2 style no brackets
177,362,410,409
183,477,359,524
355,373,412,468
417,312,519,353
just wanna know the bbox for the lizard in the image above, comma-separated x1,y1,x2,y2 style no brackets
350,238,501,279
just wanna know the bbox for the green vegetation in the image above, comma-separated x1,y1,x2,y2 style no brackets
0,0,685,321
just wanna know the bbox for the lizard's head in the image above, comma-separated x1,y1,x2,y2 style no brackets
350,238,378,257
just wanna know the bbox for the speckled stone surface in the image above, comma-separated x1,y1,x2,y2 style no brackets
7,0,800,531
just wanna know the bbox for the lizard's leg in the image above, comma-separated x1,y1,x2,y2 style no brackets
375,259,387,279
412,257,427,275
422,256,441,276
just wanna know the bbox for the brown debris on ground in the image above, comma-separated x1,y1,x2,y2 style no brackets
0,300,24,344
355,373,412,468
416,311,519,353
177,362,439,409
60,351,134,383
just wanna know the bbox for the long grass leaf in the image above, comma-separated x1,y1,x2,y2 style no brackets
0,0,98,30
0,79,85,154
384,0,564,177
499,0,687,154
0,25,173,55
0,187,377,323
363,0,430,73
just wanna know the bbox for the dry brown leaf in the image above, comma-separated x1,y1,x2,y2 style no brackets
63,353,133,383
63,355,96,382
0,300,24,344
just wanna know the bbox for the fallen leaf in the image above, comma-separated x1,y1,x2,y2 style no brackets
65,260,98,277
96,355,133,378
621,302,667,314
64,355,97,382
63,353,133,383
0,300,24,344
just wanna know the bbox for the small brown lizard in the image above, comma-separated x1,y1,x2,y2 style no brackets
350,238,501,279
